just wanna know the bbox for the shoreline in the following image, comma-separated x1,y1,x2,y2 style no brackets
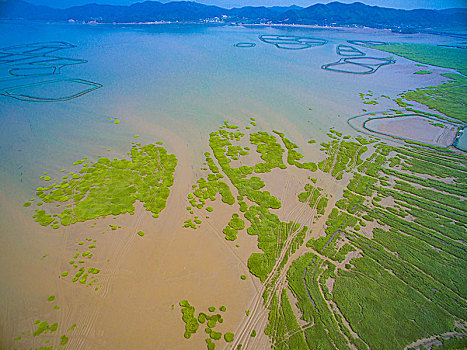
347,111,465,150
0,19,392,31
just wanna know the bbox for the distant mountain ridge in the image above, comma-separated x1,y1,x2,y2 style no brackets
0,0,466,29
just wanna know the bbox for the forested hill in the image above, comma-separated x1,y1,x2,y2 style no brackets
0,0,466,29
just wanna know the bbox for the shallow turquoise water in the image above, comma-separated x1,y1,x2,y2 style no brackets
0,22,462,199
0,22,464,216
455,127,467,151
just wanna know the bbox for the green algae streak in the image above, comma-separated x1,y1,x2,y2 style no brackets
29,143,177,227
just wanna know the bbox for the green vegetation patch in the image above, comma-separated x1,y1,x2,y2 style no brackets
179,300,234,349
373,43,467,75
283,129,467,350
179,300,199,339
182,123,467,350
222,213,245,241
60,335,69,345
298,182,328,215
273,131,317,170
372,43,467,123
265,288,307,348
29,144,177,228
318,131,370,180
413,70,432,75
403,73,467,123
224,332,234,342
32,321,58,336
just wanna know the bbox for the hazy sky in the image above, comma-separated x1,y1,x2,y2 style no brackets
27,0,467,9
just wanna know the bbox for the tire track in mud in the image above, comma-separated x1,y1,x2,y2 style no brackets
68,159,171,347
252,192,318,346
185,143,273,350
321,141,341,176
100,148,165,299
265,190,321,346
67,310,100,350
303,257,317,308
49,216,91,350
230,185,321,349
275,176,292,266
273,322,314,348
334,145,364,180
204,131,325,349
98,213,139,300
203,213,260,293
55,149,166,348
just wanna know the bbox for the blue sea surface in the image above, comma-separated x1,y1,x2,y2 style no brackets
1,22,461,198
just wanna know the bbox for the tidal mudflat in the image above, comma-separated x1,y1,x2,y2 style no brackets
0,22,466,350
364,115,458,147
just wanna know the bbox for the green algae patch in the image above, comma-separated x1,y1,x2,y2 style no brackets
203,124,310,286
60,335,69,345
137,230,145,237
282,131,467,350
371,44,467,123
373,43,467,75
88,267,100,274
298,182,328,215
33,321,49,336
403,73,467,123
224,332,234,342
180,300,199,339
183,219,197,229
222,213,245,241
198,313,207,324
274,131,317,170
179,300,235,349
430,121,445,128
47,295,55,302
414,70,432,75
29,143,177,228
32,320,58,336
210,331,222,340
180,124,467,350
33,210,54,226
